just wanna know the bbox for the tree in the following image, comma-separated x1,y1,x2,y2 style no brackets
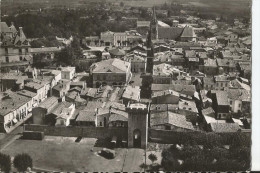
13,153,33,172
148,153,157,164
0,153,11,173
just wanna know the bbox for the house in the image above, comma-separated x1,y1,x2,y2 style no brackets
108,108,128,127
0,91,31,133
0,72,28,91
80,87,98,101
24,80,49,104
152,90,179,104
150,111,195,131
227,89,250,113
124,55,146,73
178,99,198,123
57,66,75,81
122,85,140,105
65,90,87,107
90,58,131,88
199,59,218,75
32,97,59,124
52,81,70,98
209,122,241,133
47,101,75,126
214,75,230,90
211,91,230,120
76,110,97,126
151,84,196,97
216,59,236,73
0,22,32,72
152,63,187,84
109,48,126,58
17,89,38,112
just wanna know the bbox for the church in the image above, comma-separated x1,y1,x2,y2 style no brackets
148,7,197,42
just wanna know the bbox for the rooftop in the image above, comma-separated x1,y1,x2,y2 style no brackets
91,58,130,73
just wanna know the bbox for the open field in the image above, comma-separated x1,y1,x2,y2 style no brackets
1,136,145,172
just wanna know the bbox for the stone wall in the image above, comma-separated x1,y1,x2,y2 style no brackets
149,128,251,145
24,124,128,139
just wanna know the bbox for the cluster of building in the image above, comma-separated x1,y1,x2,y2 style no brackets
1,8,251,148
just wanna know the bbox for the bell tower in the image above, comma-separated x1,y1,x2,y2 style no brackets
150,6,158,40
126,103,149,149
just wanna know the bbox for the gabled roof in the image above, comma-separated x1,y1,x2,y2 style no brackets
158,27,183,40
0,22,11,33
91,58,130,73
76,110,96,122
210,122,241,133
181,26,196,38
150,111,195,130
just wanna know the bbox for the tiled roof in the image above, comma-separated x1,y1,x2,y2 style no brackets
227,89,250,101
181,26,196,38
0,91,31,116
204,59,217,67
215,91,229,105
178,99,198,113
91,58,130,73
151,84,196,97
216,58,235,67
150,111,195,130
202,107,215,116
153,63,182,76
37,97,58,109
152,89,179,98
158,27,183,40
76,110,96,122
210,122,241,133
109,48,126,56
122,86,140,101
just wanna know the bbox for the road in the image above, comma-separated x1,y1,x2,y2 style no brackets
122,148,145,172
0,124,23,151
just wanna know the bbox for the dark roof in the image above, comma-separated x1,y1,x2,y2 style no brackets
158,27,183,40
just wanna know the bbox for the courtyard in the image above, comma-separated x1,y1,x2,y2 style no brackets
1,136,145,172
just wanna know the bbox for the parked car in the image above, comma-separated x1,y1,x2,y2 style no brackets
98,148,116,159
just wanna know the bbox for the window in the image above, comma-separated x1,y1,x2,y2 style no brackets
5,48,8,54
19,56,23,61
238,103,241,108
19,49,22,54
5,56,9,62
100,122,102,126
230,101,232,105
25,48,28,53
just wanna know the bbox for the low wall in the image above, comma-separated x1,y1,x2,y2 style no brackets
24,124,128,139
149,128,251,145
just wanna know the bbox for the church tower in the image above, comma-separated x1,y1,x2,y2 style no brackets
150,6,158,40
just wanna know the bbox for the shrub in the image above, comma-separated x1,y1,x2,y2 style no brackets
13,153,33,172
148,153,157,164
0,153,11,173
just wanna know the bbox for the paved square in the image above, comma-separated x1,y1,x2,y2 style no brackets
1,136,145,172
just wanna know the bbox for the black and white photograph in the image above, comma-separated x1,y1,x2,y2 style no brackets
0,0,257,172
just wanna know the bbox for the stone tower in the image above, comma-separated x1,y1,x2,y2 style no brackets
126,103,149,149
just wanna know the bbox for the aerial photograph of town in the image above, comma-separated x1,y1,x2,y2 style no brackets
0,0,254,172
